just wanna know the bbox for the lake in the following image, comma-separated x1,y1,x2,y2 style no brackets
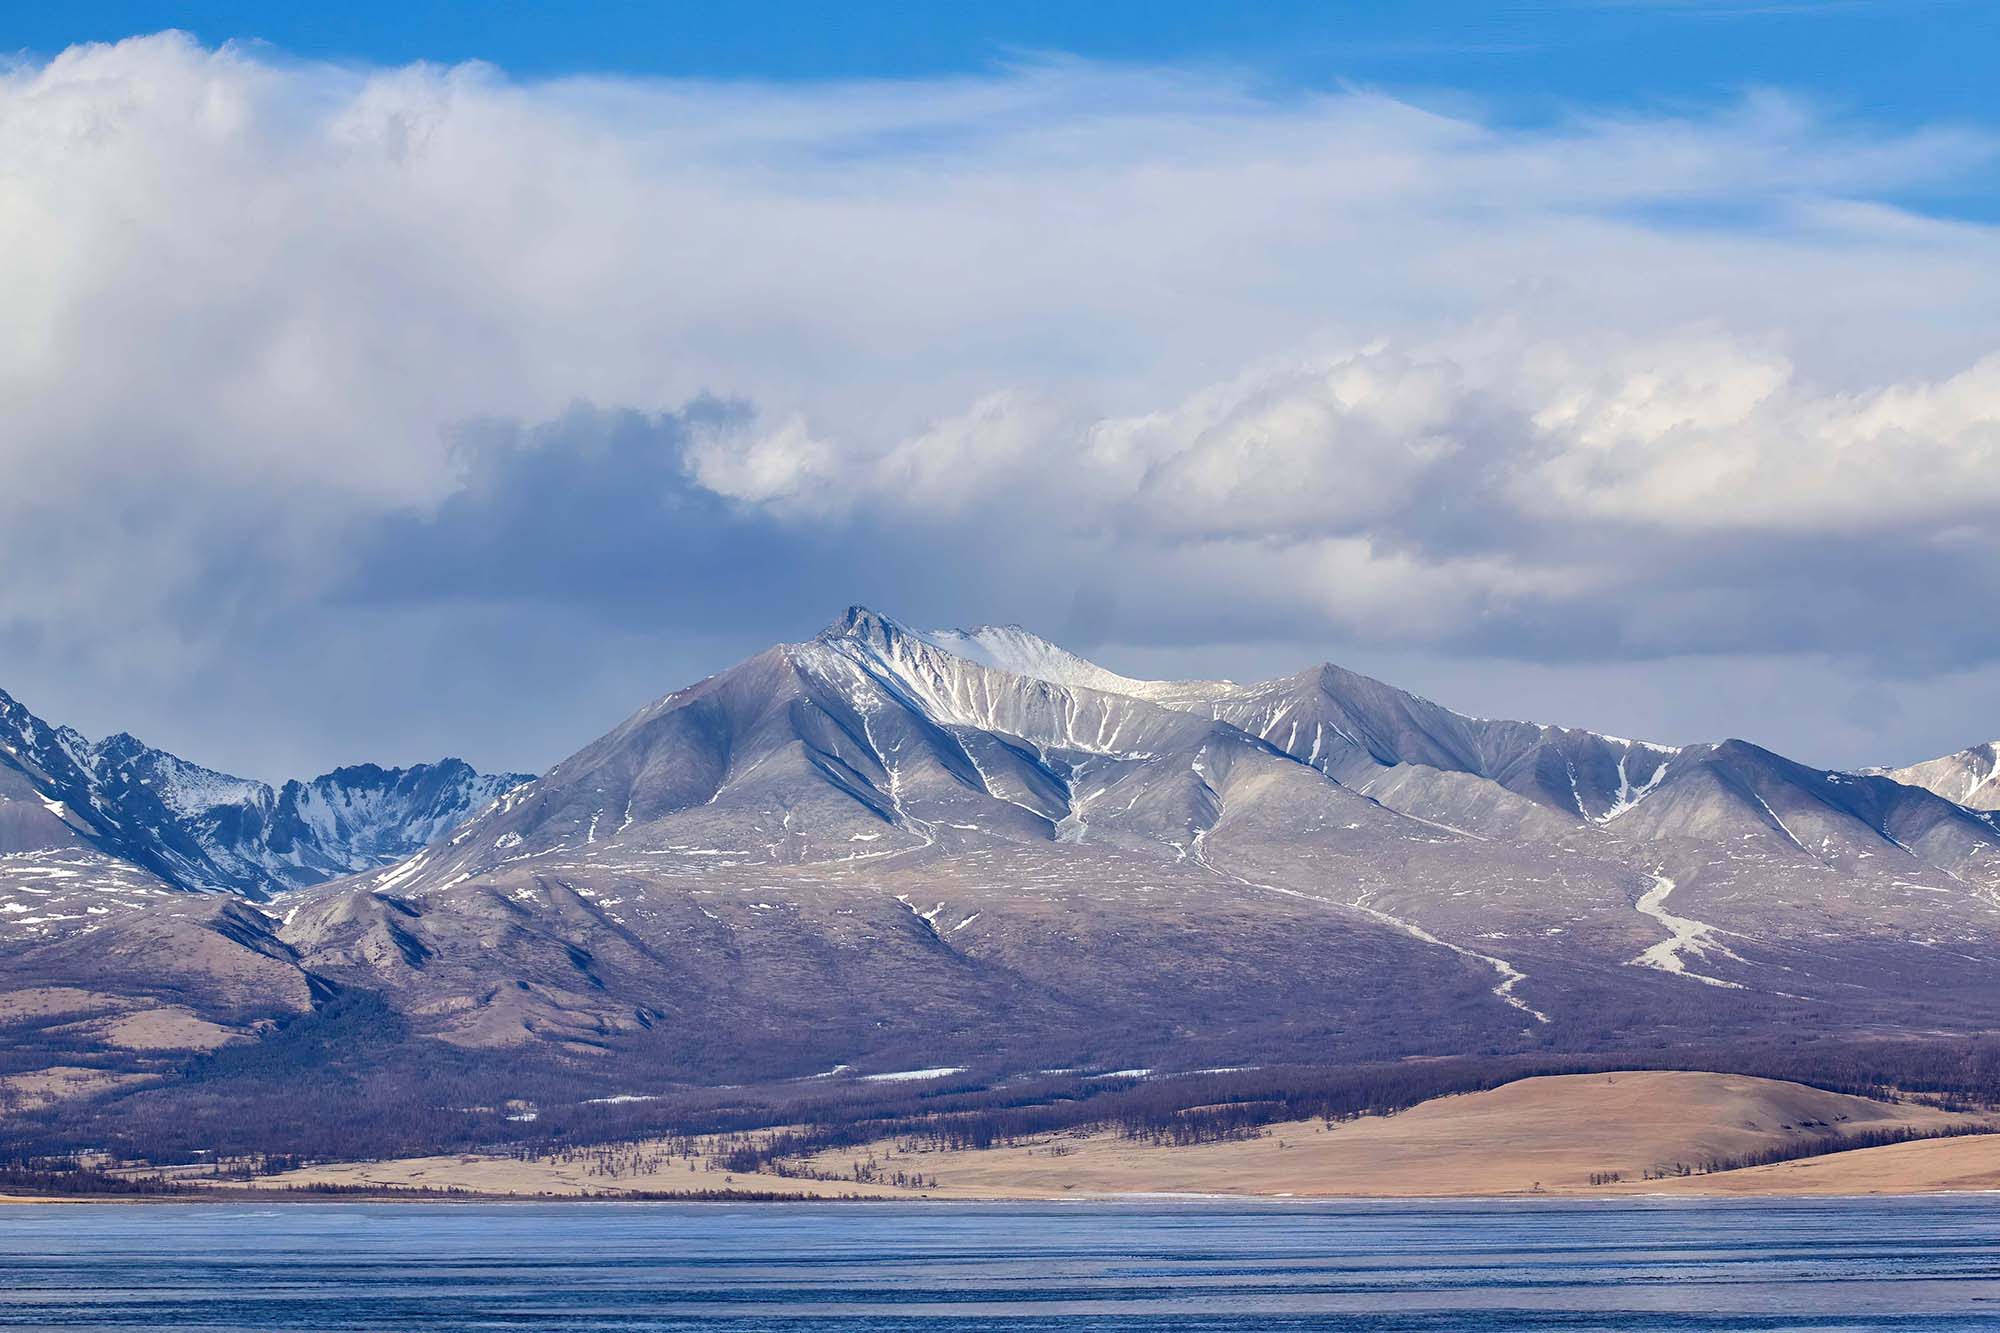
3,1197,1999,1329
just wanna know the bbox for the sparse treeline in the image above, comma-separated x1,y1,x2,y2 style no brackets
1697,1123,1994,1175
7,981,2000,1171
703,1059,1605,1175
702,1037,2000,1178
0,1163,190,1196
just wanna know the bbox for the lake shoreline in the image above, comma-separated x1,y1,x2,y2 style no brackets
14,1182,2000,1206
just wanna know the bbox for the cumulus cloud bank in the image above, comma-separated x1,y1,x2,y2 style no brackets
3,31,1998,776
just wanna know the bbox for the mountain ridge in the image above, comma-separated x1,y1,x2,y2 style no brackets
1876,740,2000,813
6,606,2000,1161
0,683,530,904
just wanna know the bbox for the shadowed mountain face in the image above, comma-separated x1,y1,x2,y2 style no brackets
0,686,529,904
6,609,2000,1140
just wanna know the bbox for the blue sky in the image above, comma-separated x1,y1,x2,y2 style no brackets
3,6,1999,778
16,1,1997,120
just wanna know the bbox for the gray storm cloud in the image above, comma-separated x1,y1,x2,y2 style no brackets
2,31,1998,777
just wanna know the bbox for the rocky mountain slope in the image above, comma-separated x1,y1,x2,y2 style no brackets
1879,740,2000,813
0,685,528,908
4,609,1999,1151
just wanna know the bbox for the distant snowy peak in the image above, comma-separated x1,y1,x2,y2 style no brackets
259,761,535,889
806,607,1219,756
1879,741,2000,812
0,684,528,898
815,607,1212,698
90,733,269,819
916,622,1241,705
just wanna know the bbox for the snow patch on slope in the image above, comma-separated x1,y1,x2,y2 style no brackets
918,623,1240,704
1630,874,1745,989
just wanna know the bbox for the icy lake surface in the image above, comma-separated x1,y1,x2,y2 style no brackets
5,1197,2000,1329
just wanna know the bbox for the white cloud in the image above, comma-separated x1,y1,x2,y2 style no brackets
685,411,835,507
3,30,1999,775
758,335,2000,606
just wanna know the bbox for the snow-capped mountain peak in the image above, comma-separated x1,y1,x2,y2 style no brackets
819,606,1240,706
0,684,530,901
920,623,1242,704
